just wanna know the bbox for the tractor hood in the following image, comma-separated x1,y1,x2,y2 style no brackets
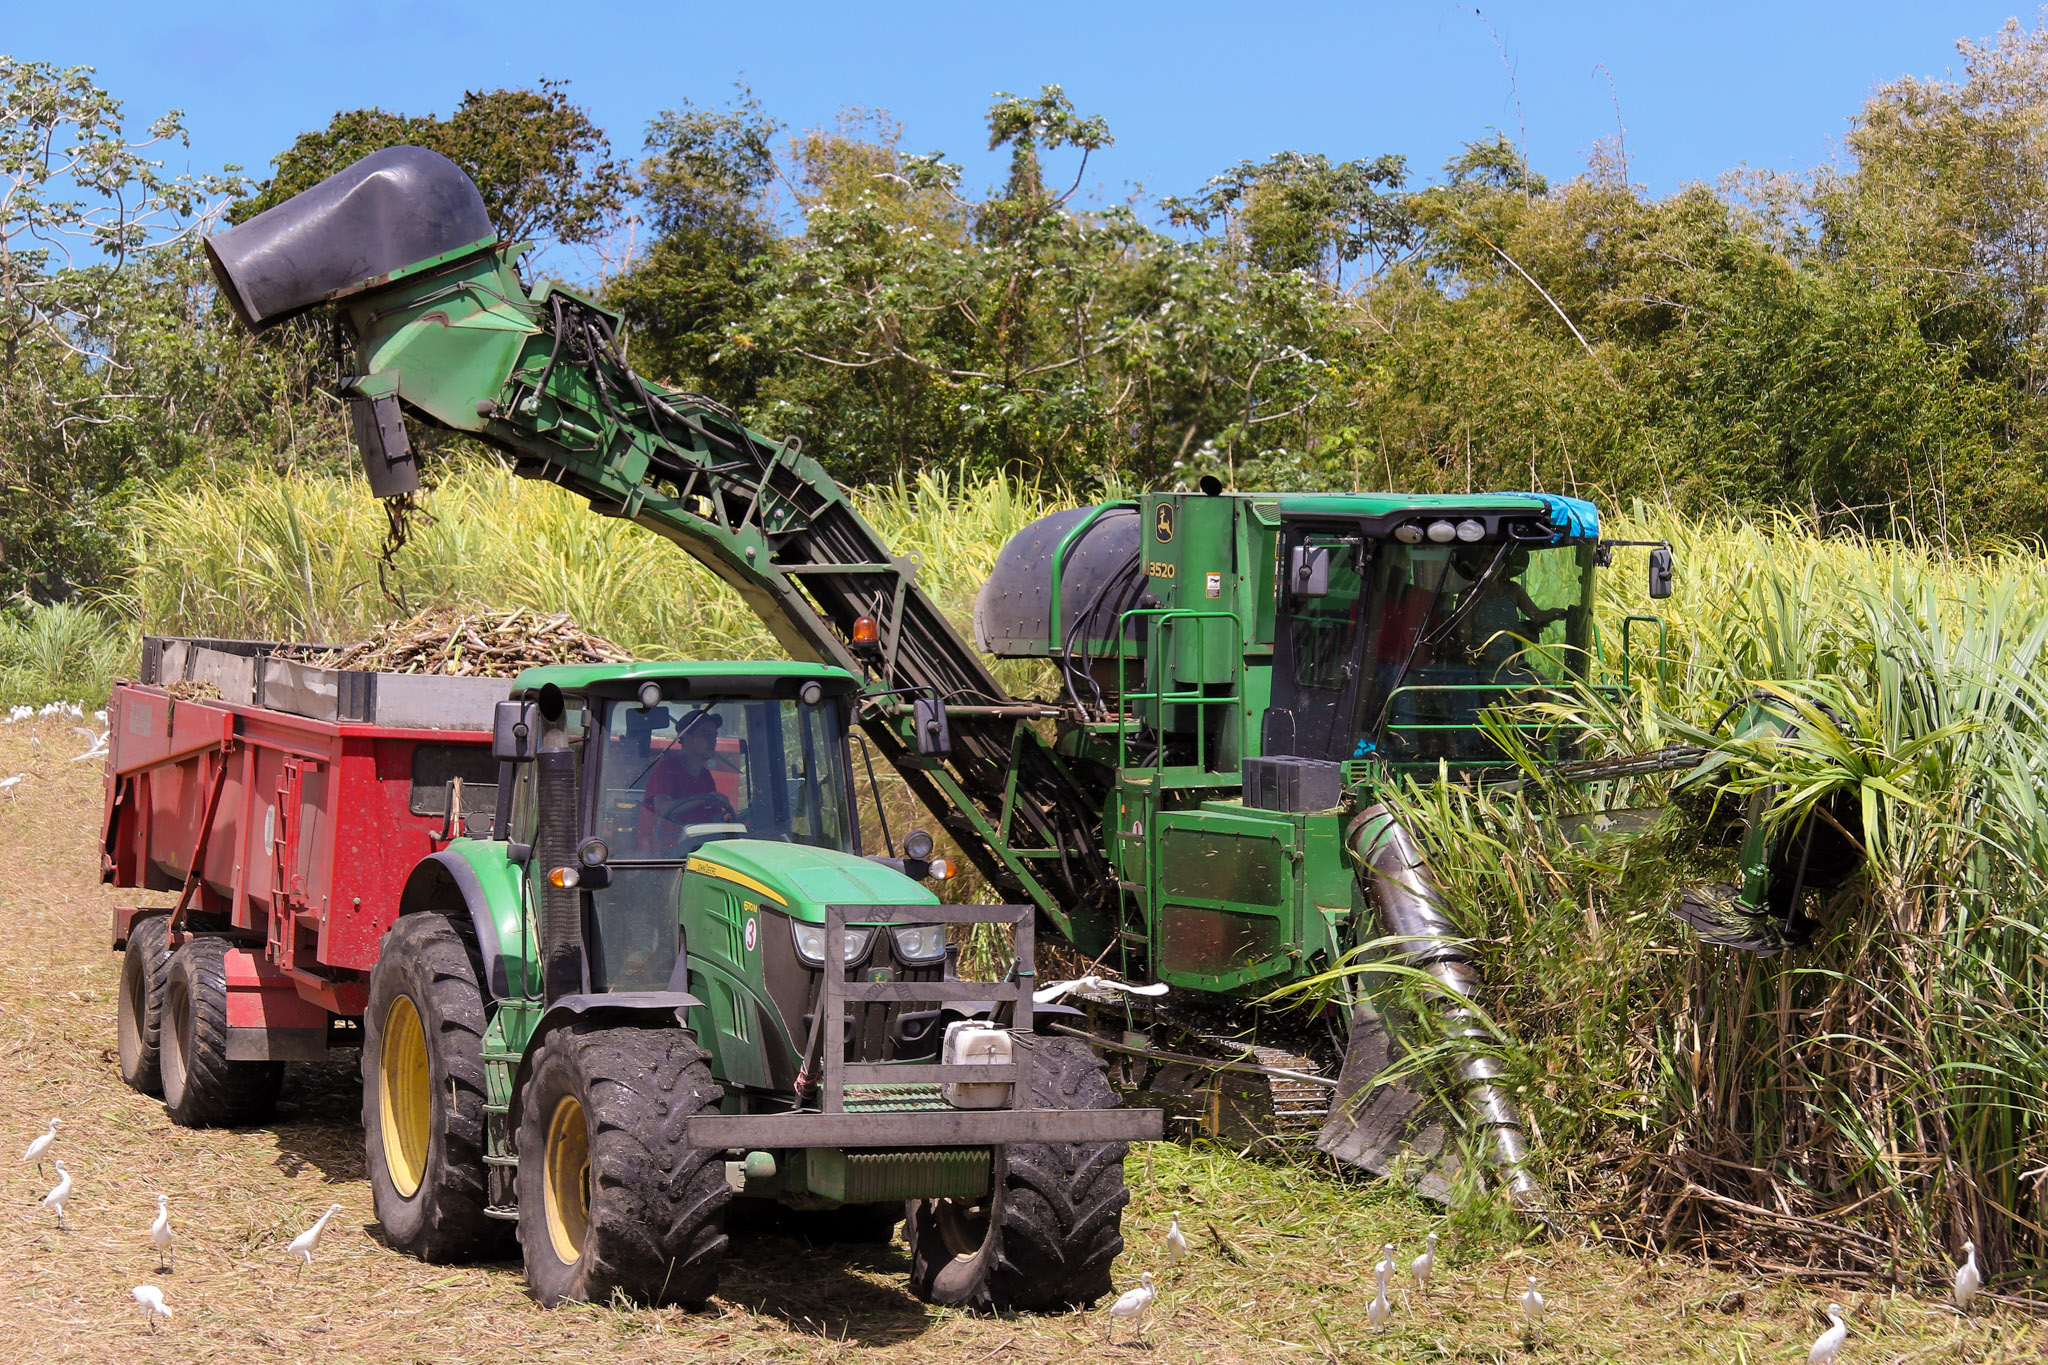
683,841,940,924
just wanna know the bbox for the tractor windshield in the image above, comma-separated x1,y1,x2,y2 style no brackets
584,695,855,991
595,697,855,860
1269,524,1592,766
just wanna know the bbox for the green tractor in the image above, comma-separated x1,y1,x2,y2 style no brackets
370,660,1156,1307
206,147,1846,1230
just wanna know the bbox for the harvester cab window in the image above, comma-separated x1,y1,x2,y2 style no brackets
1271,522,1594,765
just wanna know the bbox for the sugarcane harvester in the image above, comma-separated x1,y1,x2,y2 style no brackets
201,148,1763,1226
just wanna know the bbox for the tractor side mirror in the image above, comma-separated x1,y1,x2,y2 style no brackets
1648,546,1674,600
1289,544,1331,598
493,700,537,762
912,696,952,756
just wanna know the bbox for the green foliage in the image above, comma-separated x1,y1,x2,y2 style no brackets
0,600,130,706
605,86,783,395
0,58,246,599
1359,512,2048,1269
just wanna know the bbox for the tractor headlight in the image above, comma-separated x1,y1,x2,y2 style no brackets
890,924,948,964
790,920,875,966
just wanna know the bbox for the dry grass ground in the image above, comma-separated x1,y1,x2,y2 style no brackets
0,715,2039,1363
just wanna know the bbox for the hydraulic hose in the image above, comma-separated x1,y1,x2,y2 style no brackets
1346,803,1544,1210
536,747,583,1003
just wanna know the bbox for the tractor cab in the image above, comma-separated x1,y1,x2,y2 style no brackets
1264,494,1599,771
496,662,874,995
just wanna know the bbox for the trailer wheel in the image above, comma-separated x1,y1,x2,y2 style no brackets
363,914,509,1262
160,937,284,1127
515,1023,731,1307
117,915,174,1095
906,1036,1130,1311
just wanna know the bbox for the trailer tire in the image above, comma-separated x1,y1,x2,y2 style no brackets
906,1036,1130,1311
515,1023,730,1308
364,914,509,1263
117,915,174,1095
160,937,284,1128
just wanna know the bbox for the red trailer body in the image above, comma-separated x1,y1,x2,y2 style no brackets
103,654,499,1058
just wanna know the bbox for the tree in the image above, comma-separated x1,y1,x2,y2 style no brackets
0,58,243,599
231,80,628,249
604,86,783,394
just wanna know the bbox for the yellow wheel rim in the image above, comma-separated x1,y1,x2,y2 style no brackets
543,1095,590,1265
378,994,432,1199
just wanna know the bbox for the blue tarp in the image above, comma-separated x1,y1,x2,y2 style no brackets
1511,493,1600,541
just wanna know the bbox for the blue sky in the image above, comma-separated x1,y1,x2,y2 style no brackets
6,2,2030,217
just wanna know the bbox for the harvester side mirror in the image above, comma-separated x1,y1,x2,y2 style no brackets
493,700,538,762
1648,545,1674,600
1289,545,1331,598
912,696,952,756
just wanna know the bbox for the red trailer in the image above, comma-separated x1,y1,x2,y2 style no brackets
103,636,505,1125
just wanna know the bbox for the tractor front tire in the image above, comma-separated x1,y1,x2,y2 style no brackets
515,1023,731,1307
363,914,509,1263
117,914,174,1095
160,937,284,1127
907,1035,1130,1311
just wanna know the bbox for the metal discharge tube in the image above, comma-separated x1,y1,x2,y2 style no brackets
1348,803,1543,1207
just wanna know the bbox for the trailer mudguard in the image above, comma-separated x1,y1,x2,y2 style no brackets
505,991,705,1132
397,846,527,1000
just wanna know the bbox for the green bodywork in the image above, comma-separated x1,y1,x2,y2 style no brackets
447,661,967,1207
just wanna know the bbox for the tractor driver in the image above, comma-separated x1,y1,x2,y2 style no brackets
643,709,740,839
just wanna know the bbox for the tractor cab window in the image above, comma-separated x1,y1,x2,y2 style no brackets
595,696,855,861
583,693,855,993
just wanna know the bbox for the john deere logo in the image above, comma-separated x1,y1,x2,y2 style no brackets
867,966,895,983
1154,504,1175,543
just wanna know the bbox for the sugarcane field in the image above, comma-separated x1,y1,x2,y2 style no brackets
10,9,2048,1363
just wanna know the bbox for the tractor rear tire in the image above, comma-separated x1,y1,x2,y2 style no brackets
160,937,284,1128
117,914,174,1095
515,1023,731,1307
363,914,510,1263
906,1035,1130,1311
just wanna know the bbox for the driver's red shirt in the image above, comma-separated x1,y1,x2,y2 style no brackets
644,751,717,817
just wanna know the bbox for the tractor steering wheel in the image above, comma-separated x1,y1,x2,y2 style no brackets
650,791,738,826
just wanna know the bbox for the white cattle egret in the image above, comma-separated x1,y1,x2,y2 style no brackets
70,727,107,761
21,1117,58,1173
151,1194,174,1271
1411,1231,1438,1294
288,1204,344,1269
1520,1275,1545,1336
1105,1271,1156,1341
1166,1215,1189,1264
1368,1266,1393,1328
41,1159,72,1230
1954,1240,1982,1310
1809,1303,1847,1363
131,1285,170,1331
1373,1241,1397,1283
1033,975,1170,1005
0,773,25,799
